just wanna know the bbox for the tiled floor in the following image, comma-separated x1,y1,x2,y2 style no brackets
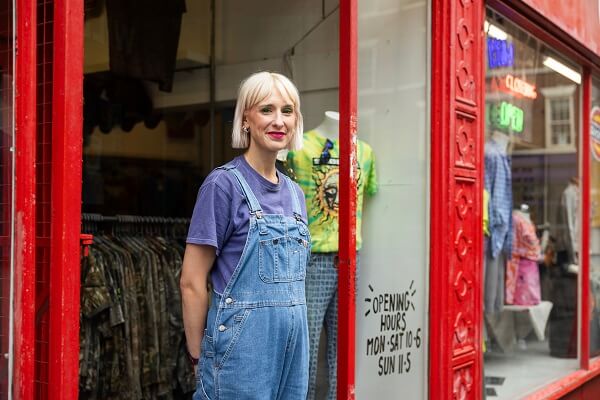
484,340,578,399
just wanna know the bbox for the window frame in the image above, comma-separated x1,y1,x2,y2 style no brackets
541,84,577,152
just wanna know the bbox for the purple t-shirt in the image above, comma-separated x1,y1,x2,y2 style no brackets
186,156,308,294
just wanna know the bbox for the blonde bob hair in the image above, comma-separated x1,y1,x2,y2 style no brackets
232,71,304,151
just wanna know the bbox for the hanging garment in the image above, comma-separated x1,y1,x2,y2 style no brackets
512,259,542,306
79,232,195,400
287,130,378,253
484,138,513,258
105,0,186,92
555,182,580,265
195,164,310,400
485,251,506,314
506,211,542,306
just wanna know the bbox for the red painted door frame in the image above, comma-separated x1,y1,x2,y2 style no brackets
19,1,600,399
581,68,591,372
428,0,600,398
429,1,485,399
337,0,358,398
47,0,83,398
14,0,37,398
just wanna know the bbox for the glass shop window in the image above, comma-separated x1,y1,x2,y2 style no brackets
483,9,582,399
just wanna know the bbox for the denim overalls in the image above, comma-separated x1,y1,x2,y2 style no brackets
195,164,310,400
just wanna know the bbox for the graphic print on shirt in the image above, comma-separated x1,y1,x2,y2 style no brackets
287,130,378,252
311,157,362,224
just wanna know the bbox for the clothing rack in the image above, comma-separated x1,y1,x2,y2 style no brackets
81,213,190,237
79,213,195,398
82,213,189,224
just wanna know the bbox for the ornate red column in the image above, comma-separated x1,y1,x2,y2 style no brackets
430,1,485,399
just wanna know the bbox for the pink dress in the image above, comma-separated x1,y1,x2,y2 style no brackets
505,211,542,305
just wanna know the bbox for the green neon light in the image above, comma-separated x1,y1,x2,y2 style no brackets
486,101,524,133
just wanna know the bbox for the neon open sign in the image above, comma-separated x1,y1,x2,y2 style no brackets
486,101,524,133
487,38,514,69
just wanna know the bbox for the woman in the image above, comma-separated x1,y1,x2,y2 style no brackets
181,71,310,400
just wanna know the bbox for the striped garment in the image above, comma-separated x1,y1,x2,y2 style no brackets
485,138,513,258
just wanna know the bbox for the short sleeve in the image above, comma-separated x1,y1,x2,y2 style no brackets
186,179,234,256
365,148,378,196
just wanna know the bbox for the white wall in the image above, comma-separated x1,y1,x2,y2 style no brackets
355,0,429,398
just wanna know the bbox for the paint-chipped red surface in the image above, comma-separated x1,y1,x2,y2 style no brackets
0,1,14,398
520,0,600,55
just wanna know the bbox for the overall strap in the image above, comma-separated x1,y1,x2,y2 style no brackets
217,164,263,215
283,175,303,220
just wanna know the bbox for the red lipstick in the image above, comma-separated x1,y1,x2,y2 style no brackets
267,131,286,140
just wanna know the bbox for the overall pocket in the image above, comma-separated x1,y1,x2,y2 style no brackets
258,235,308,283
197,333,214,400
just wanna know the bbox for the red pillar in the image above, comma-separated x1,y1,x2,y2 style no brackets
14,0,37,398
430,1,485,398
338,0,358,398
581,68,591,371
47,0,83,398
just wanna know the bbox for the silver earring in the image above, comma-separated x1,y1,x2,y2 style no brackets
243,126,249,133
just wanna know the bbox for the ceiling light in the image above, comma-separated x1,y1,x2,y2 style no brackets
543,56,581,84
485,21,508,41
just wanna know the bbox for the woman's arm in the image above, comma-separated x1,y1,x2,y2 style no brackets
180,243,216,363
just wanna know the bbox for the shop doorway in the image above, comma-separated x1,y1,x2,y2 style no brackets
79,1,341,398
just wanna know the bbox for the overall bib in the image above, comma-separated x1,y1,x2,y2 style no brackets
194,165,310,400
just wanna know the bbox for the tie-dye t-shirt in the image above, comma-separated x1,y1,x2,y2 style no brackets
287,130,377,252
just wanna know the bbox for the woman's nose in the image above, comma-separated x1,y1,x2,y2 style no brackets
272,113,284,128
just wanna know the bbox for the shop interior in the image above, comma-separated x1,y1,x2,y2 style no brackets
80,1,342,398
79,0,434,397
482,8,598,400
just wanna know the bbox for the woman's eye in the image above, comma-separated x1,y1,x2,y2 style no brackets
282,107,293,114
260,107,272,113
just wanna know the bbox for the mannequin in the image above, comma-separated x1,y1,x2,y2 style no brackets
513,204,531,226
506,203,541,306
313,111,340,141
286,111,377,400
519,203,530,218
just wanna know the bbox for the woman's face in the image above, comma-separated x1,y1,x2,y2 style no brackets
243,89,296,155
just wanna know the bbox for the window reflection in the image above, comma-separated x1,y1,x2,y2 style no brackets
483,9,580,399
